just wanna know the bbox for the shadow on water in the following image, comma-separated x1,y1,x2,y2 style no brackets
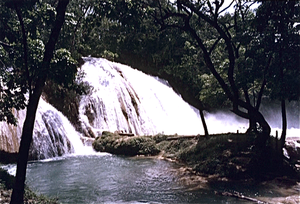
22,154,300,204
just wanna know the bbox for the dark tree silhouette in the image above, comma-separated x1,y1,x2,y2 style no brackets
10,0,70,203
152,0,271,147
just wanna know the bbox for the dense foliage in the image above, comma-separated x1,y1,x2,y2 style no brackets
1,0,299,127
41,0,299,115
1,1,72,202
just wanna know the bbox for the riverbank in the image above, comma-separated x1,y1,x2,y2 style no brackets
93,131,300,182
92,131,300,203
1,132,299,203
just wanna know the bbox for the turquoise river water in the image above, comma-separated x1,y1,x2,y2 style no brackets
15,153,298,204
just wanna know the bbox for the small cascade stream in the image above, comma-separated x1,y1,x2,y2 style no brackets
32,99,87,158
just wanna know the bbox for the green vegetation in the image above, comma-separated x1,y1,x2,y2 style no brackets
93,131,299,181
93,131,160,156
178,134,257,179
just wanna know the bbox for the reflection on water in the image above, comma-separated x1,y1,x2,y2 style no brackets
24,154,299,204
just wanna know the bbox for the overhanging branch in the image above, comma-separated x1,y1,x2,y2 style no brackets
14,3,32,96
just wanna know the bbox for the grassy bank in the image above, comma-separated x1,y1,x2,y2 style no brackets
93,131,299,181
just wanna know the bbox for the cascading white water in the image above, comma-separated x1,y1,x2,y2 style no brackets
0,98,86,160
79,58,205,136
31,99,87,159
78,58,300,137
0,110,24,153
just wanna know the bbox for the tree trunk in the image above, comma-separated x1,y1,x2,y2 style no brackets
280,99,287,149
247,111,257,134
10,92,43,203
199,109,209,136
232,101,271,147
10,1,69,203
248,119,256,133
252,110,271,148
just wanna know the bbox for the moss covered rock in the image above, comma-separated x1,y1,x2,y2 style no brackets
93,131,160,156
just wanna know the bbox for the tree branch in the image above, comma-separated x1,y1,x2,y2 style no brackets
255,55,272,110
208,36,222,56
182,2,239,104
218,0,234,14
186,23,233,101
0,41,13,48
14,3,32,95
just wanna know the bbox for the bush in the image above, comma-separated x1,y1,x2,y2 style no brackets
152,134,168,143
92,132,160,156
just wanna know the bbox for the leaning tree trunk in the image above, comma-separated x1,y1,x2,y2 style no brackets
280,99,287,150
199,109,209,136
233,100,271,148
256,117,271,148
10,90,43,203
251,109,271,148
247,118,257,133
246,111,257,134
10,1,69,203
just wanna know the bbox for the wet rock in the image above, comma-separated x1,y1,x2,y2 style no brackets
285,139,300,161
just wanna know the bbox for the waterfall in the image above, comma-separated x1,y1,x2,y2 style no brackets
31,99,86,159
1,57,298,161
78,58,300,138
0,110,24,153
79,57,206,136
0,98,85,160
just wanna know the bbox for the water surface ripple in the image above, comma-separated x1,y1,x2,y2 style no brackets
25,154,297,204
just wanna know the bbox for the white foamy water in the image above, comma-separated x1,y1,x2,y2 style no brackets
79,58,204,136
0,97,90,160
204,111,248,134
78,58,300,138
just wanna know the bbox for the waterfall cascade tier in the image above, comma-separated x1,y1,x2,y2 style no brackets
0,110,24,154
0,98,84,160
79,57,204,136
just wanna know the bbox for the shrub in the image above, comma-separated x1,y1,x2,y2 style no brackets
92,133,160,156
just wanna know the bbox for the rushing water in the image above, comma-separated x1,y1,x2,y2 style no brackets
78,57,207,136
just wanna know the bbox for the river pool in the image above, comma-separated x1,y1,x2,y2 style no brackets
5,153,292,204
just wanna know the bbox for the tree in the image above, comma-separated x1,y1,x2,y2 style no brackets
0,0,28,126
0,0,71,203
151,0,272,147
255,0,300,150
